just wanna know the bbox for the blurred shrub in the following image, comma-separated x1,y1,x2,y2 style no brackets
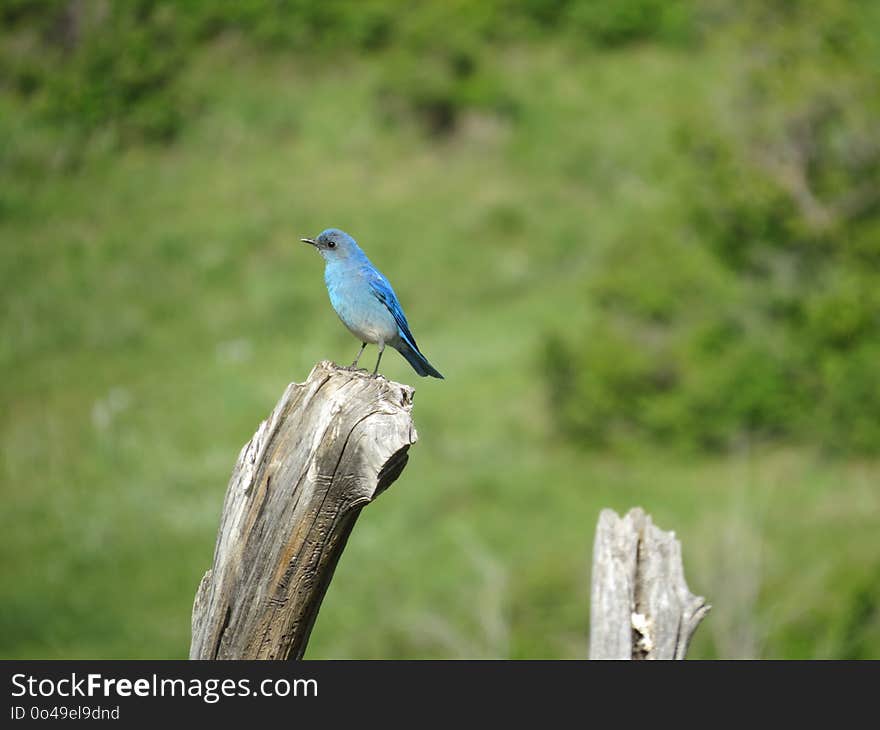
546,0,880,454
176,0,399,52
565,0,695,47
376,42,517,137
1,1,188,143
46,4,186,143
1,0,702,147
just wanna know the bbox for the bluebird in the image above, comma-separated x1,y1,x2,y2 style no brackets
301,228,444,379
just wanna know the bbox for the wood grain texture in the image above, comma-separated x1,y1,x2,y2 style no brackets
190,361,417,660
589,507,710,660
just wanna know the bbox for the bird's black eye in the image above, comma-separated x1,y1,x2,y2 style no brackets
327,241,336,249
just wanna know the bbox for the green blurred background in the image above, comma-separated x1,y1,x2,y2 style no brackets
2,0,879,659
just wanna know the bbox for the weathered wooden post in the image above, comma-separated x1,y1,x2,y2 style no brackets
190,361,417,660
589,507,710,660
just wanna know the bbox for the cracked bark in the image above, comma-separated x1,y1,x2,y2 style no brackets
588,508,710,660
190,361,417,660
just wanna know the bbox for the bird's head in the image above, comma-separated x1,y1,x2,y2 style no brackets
301,228,360,261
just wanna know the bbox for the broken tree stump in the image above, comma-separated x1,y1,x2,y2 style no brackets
190,361,417,660
589,507,710,660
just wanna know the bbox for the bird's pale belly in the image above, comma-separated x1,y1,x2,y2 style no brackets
340,314,397,345
328,287,398,345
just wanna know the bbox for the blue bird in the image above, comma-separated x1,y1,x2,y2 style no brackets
301,228,444,379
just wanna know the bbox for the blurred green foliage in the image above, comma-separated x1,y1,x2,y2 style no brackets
0,0,698,144
546,0,880,454
1,1,879,660
1,0,187,142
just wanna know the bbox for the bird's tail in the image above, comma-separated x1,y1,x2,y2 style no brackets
395,339,444,379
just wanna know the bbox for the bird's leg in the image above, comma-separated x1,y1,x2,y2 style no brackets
372,342,385,377
350,342,367,370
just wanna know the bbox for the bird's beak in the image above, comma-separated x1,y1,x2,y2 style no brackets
300,237,317,246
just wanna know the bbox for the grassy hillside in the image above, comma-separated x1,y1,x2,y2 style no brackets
2,4,879,659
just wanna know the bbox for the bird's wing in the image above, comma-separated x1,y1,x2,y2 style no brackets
366,268,420,350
